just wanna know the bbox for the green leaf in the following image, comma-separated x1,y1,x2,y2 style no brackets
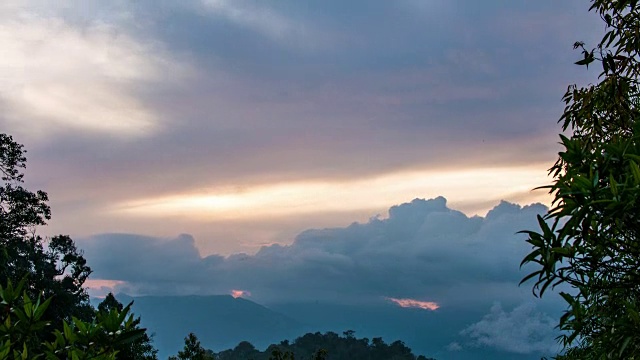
629,160,640,183
575,56,595,67
618,336,631,357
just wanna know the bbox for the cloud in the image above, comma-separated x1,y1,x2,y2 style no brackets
198,0,323,49
446,342,462,352
16,0,604,252
230,289,251,298
111,164,551,221
460,302,561,355
80,197,549,307
387,297,439,311
0,7,185,141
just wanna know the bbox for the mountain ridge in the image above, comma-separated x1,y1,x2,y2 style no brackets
93,294,305,359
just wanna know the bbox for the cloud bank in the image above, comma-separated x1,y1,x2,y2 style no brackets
460,302,560,355
80,197,566,355
80,197,547,306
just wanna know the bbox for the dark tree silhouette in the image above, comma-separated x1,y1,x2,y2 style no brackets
212,330,435,360
0,133,93,327
98,293,159,360
170,333,215,360
0,133,157,359
521,0,640,358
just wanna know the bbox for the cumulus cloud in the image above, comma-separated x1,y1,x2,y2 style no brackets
460,302,561,355
79,197,548,307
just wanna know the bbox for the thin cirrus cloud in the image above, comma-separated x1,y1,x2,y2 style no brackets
198,0,325,49
0,12,184,141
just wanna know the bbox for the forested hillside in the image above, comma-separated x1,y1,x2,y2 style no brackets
171,331,436,360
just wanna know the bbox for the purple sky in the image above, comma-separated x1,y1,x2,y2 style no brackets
2,1,607,356
3,1,601,255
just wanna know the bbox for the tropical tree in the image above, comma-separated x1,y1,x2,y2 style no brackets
212,331,433,360
1,133,158,358
98,293,159,360
169,333,214,360
0,133,93,326
0,278,144,360
520,0,640,358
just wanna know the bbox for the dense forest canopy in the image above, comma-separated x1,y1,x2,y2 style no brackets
171,331,435,360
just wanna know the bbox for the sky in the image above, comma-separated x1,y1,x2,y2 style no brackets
1,0,604,357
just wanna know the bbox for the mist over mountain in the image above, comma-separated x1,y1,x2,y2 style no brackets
100,293,558,360
85,197,564,359
100,294,304,359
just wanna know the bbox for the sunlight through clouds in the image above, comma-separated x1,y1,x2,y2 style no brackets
113,164,552,220
0,15,182,140
83,279,126,298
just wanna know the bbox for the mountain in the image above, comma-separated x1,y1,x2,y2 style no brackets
94,295,552,360
105,294,305,359
269,302,542,360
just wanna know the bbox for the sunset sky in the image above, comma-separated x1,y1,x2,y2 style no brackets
3,0,601,254
1,1,604,357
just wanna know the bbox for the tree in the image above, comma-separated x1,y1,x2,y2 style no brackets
1,133,158,358
98,293,159,360
232,340,259,359
169,333,214,360
0,133,93,326
520,1,640,358
212,331,432,360
0,278,145,360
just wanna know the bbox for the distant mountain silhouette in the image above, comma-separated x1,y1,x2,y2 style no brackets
92,295,548,360
102,294,305,359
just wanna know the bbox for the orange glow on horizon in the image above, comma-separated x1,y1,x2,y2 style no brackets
231,289,251,298
112,164,552,221
84,279,125,290
387,297,440,311
84,279,126,298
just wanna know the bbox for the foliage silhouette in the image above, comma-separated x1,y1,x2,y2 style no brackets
0,278,145,359
211,330,435,360
98,293,159,360
169,333,215,360
520,0,640,358
1,133,93,327
0,133,158,359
